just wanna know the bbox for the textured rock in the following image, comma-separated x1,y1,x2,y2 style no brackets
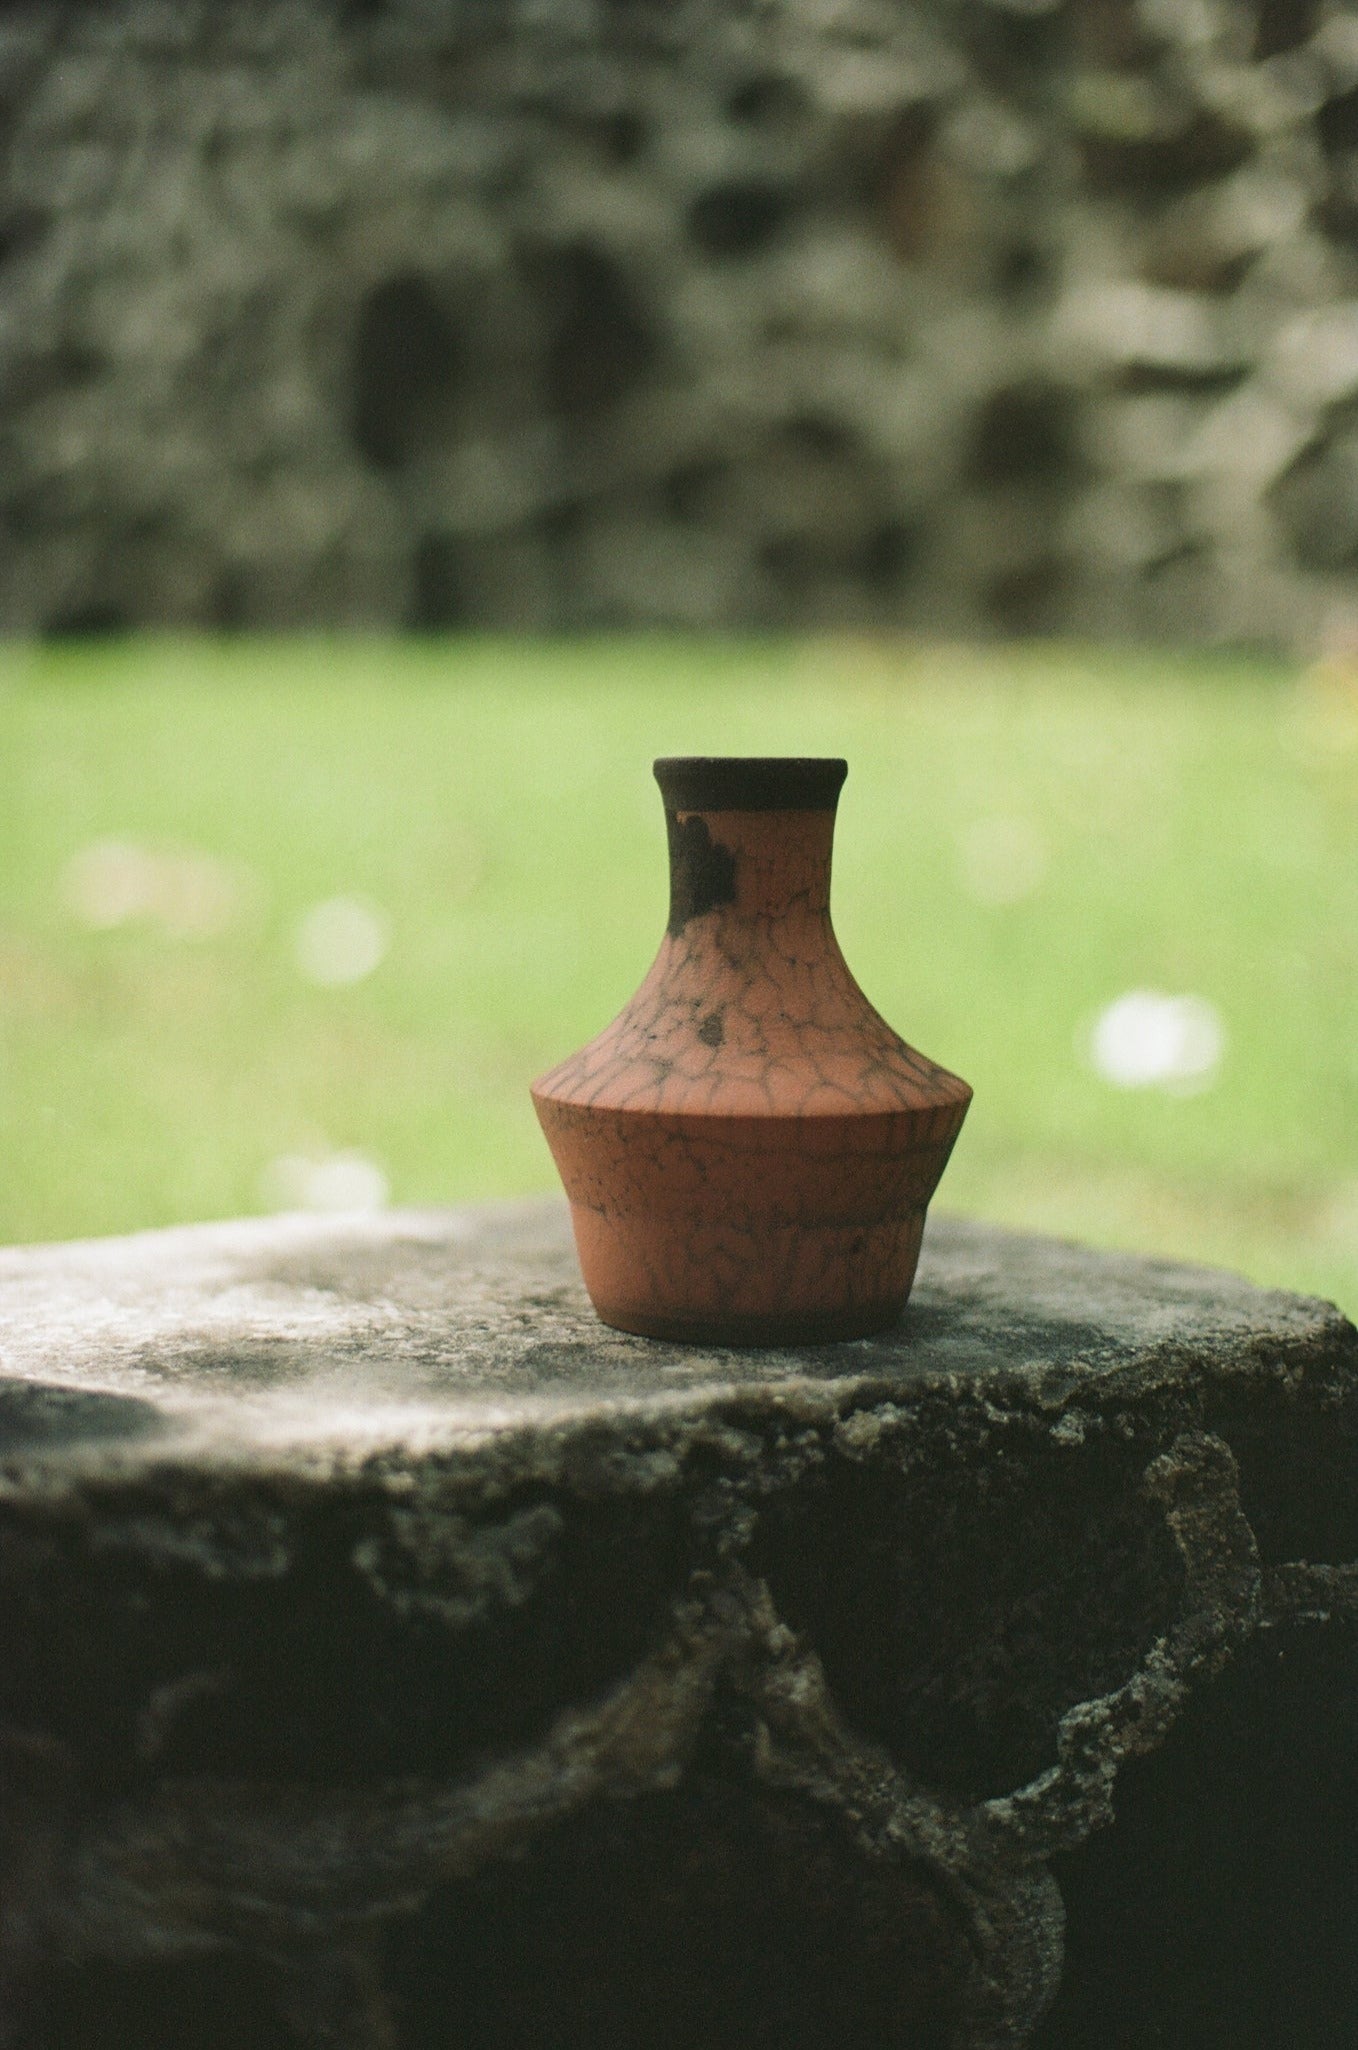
1,1200,1356,2047
8,0,1358,643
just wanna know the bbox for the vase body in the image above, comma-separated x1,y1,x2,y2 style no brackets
531,758,972,1345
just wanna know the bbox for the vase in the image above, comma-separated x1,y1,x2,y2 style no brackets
531,757,972,1345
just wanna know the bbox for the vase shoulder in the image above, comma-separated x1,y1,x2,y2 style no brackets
531,928,972,1123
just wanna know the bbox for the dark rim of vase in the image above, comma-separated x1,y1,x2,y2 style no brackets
654,757,848,813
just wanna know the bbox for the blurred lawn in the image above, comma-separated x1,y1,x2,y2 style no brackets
1,635,1355,1317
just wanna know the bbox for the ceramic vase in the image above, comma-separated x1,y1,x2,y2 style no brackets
531,757,972,1345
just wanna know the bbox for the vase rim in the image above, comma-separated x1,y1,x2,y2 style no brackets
653,757,848,813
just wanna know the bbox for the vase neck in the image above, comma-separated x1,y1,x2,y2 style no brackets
665,807,837,934
655,757,846,937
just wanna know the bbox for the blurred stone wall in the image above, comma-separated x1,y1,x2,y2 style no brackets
2,0,1358,643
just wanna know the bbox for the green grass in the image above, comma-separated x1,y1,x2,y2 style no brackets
2,635,1356,1317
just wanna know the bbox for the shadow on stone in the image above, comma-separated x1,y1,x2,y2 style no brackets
537,242,656,419
687,183,793,259
753,1432,1183,1802
22,1955,289,2050
1036,1624,1358,2050
351,273,461,472
0,1486,693,1781
392,1772,967,2050
969,382,1080,486
1211,1392,1358,1563
0,1383,164,1452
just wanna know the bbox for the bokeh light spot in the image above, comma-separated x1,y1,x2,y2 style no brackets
64,840,250,937
1317,1179,1358,1252
956,815,1049,906
1084,991,1225,1093
64,840,160,929
259,1150,390,1213
294,896,388,986
1282,657,1358,762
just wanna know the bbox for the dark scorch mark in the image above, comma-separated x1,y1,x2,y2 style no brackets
666,814,737,935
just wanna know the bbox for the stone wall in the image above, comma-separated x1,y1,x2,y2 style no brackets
3,0,1358,643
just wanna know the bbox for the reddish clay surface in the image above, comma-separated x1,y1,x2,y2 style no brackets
532,757,971,1344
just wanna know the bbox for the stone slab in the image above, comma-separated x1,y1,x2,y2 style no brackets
1,1202,1356,2050
1,1198,1345,1460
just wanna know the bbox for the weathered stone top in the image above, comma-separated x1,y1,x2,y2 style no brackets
0,1199,1349,1482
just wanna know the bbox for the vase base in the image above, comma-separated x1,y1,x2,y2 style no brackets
566,1202,927,1350
590,1300,907,1347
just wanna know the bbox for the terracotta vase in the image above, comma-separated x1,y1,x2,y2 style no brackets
531,757,972,1345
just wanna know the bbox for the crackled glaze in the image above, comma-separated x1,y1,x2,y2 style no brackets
532,758,971,1343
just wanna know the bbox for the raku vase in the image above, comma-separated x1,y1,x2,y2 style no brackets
531,757,972,1345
